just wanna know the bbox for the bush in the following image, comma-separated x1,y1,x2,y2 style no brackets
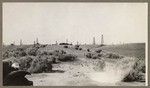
122,58,145,82
64,45,68,48
95,49,102,53
58,54,77,61
75,45,79,48
28,57,53,73
15,47,24,51
87,49,90,52
79,48,82,50
3,51,9,59
75,47,78,50
19,51,27,57
86,53,92,58
38,50,48,56
26,48,38,56
19,56,33,70
52,50,66,56
105,53,123,59
86,53,102,59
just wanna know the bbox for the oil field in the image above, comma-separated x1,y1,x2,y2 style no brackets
2,3,147,86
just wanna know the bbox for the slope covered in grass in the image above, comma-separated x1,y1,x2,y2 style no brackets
98,43,145,58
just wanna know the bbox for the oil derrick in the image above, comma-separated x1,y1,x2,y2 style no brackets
93,37,95,45
36,38,38,44
56,41,58,45
34,41,35,46
66,39,68,44
101,35,104,46
20,39,22,45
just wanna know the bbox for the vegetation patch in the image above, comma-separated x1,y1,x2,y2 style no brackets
122,58,145,82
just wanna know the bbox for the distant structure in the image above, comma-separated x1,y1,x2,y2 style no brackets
20,39,22,45
101,35,104,45
36,38,38,44
34,41,35,46
93,37,95,45
77,41,79,45
56,41,58,45
66,39,68,43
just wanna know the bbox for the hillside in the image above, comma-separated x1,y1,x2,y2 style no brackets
98,43,145,59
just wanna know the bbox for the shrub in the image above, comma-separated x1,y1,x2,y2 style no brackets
58,54,77,61
75,45,79,48
19,56,33,70
92,55,100,59
87,49,90,52
86,53,92,58
38,50,48,56
19,51,27,57
51,50,66,56
105,53,123,59
64,45,68,48
75,47,78,50
15,47,24,51
79,48,82,50
86,53,102,59
122,58,145,82
26,48,38,56
28,57,53,73
3,51,9,59
95,49,102,53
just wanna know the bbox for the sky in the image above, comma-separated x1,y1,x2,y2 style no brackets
3,3,148,45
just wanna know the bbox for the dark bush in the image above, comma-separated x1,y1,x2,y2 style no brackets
75,47,78,50
86,53,93,58
64,45,68,48
86,53,102,59
38,50,48,56
28,57,53,73
19,56,33,70
87,49,90,52
95,49,102,53
26,48,38,56
75,45,80,48
79,48,82,50
105,53,123,59
58,54,77,61
19,51,27,57
51,50,66,56
123,58,145,82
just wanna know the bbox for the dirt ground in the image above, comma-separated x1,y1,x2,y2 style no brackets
26,57,145,86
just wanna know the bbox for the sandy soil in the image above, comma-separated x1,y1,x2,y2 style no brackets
26,58,145,86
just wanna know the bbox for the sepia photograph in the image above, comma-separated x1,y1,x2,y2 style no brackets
2,2,148,86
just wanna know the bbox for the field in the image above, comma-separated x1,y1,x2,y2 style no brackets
2,43,146,86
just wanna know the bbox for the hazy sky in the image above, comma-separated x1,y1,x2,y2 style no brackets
3,3,147,45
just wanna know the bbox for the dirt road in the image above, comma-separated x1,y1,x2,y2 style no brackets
26,58,145,86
